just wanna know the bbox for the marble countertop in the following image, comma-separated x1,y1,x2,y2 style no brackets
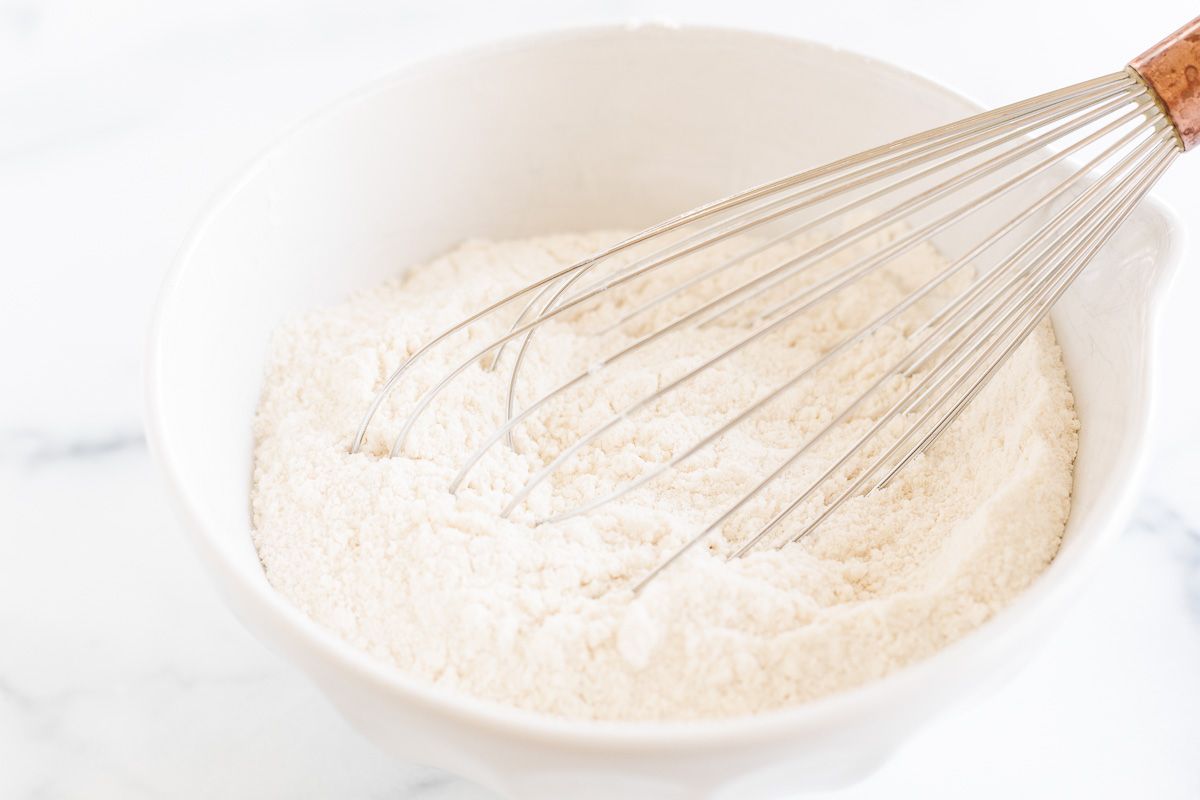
2,1,1197,797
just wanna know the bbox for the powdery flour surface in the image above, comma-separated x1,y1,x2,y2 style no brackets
251,229,1078,721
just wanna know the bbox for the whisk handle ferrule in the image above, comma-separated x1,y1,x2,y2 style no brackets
1130,15,1200,150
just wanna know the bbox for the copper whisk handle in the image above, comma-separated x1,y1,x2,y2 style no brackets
1131,15,1200,149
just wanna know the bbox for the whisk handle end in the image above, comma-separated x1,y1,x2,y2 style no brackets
1131,15,1200,150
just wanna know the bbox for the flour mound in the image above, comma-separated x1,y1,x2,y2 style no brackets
251,230,1078,721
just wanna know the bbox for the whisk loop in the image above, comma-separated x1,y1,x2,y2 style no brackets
354,15,1200,590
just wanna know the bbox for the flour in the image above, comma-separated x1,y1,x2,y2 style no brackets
251,228,1078,721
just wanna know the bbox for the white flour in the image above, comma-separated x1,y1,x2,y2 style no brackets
251,229,1078,721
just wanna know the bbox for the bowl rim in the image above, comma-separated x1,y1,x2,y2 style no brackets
144,21,1182,753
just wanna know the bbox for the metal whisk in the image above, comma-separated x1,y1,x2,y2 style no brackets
351,18,1199,591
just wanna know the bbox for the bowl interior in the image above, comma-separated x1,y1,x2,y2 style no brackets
149,25,1177,733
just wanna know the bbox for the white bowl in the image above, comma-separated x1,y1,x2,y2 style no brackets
145,25,1182,800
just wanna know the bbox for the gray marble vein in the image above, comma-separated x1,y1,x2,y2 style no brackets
3,429,146,467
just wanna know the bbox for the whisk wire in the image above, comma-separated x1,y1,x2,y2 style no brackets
350,47,1187,590
535,115,1166,527
485,95,1156,512
352,73,1135,455
416,81,1149,459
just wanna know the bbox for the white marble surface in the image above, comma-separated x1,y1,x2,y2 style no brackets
2,1,1198,797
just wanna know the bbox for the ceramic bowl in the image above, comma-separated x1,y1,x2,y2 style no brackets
145,25,1182,800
